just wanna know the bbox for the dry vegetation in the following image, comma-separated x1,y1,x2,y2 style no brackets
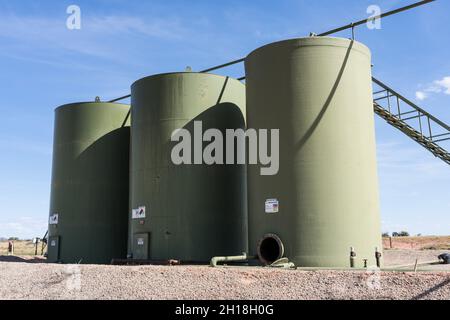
383,236,450,250
0,240,43,256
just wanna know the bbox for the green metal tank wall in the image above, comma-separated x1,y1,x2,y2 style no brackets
129,72,247,262
48,102,130,264
245,37,382,268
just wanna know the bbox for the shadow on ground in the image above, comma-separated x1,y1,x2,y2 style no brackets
412,278,450,300
0,256,46,263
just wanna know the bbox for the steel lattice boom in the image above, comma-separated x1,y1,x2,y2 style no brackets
372,77,450,165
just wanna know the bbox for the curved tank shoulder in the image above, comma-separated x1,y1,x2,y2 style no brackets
131,71,246,90
247,36,371,60
55,101,130,113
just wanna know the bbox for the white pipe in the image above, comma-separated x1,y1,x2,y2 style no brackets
210,252,254,267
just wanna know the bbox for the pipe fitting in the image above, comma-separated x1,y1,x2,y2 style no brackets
350,247,356,268
210,253,250,267
257,234,285,266
375,247,382,268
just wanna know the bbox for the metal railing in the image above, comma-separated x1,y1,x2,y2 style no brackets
372,77,450,165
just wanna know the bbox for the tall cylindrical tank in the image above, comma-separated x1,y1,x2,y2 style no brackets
129,72,247,262
245,37,382,268
48,102,130,264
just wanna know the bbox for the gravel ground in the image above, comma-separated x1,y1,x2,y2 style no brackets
0,250,448,300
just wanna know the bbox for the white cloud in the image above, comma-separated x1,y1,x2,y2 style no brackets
425,85,442,94
88,16,187,40
434,77,450,94
416,76,450,100
0,13,192,65
0,217,47,239
376,141,447,175
415,91,426,101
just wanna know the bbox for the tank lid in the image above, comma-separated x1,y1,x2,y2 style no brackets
131,72,244,90
54,101,130,112
247,36,371,60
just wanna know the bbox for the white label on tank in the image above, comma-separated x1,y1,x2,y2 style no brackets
137,238,144,246
132,206,146,219
51,240,56,247
49,214,59,225
265,199,279,214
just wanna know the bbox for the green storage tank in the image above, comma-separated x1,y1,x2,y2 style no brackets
129,72,247,262
48,102,130,264
245,37,382,268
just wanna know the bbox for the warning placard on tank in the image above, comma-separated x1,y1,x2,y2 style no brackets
49,213,59,225
132,206,146,219
265,199,279,213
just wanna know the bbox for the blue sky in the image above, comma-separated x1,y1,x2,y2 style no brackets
0,0,448,238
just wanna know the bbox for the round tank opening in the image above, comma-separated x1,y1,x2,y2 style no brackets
257,234,284,265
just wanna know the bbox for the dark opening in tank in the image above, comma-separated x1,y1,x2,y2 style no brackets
257,234,284,265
